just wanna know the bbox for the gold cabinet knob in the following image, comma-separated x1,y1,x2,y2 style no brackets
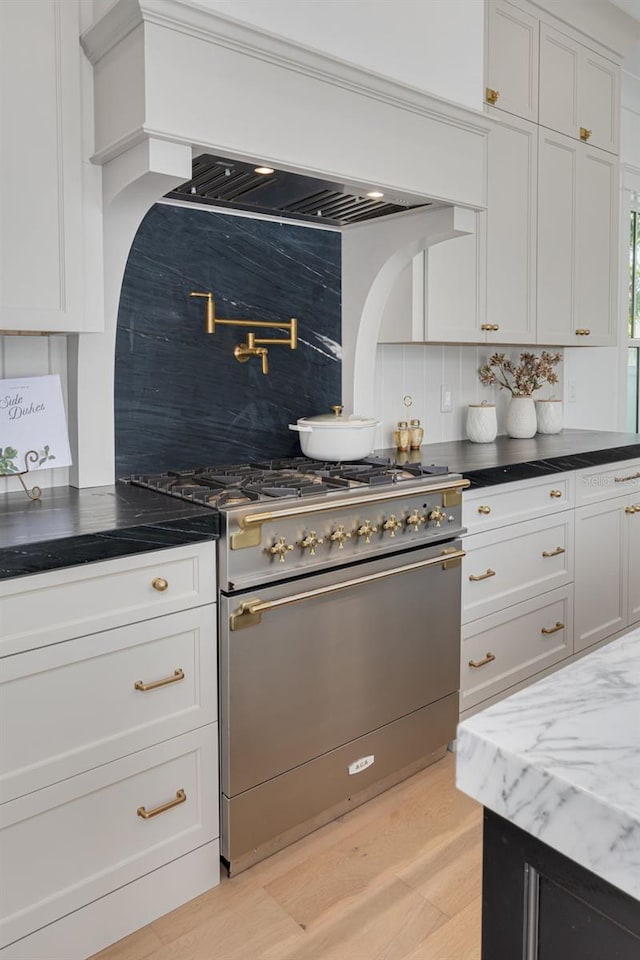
625,505,638,515
299,530,324,555
329,524,352,549
575,328,591,336
331,404,344,416
406,509,425,532
268,536,294,563
485,87,500,105
356,519,378,544
152,577,169,592
477,505,491,515
382,514,402,538
480,323,493,331
579,127,592,141
550,489,563,498
427,506,446,527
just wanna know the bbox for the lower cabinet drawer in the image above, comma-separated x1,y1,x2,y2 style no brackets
0,725,218,950
462,511,573,624
460,586,573,713
0,607,217,803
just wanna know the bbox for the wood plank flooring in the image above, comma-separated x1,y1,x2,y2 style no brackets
92,754,482,960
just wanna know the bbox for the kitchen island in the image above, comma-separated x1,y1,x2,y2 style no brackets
456,627,640,958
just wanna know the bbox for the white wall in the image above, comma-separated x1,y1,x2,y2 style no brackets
196,0,484,110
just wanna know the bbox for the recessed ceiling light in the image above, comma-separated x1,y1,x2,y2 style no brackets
366,190,384,199
254,166,275,175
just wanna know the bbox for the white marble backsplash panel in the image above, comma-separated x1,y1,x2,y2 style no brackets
374,342,564,451
456,629,640,900
0,336,70,490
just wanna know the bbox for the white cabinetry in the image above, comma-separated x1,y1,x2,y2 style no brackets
574,460,640,651
461,475,575,714
539,23,619,154
0,0,101,333
537,130,618,346
0,542,219,960
485,0,539,122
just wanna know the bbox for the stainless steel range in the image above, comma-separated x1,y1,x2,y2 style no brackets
129,457,469,874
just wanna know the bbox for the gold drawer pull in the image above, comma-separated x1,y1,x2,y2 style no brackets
579,127,592,141
469,568,496,582
485,87,500,105
615,472,640,483
478,505,492,515
542,546,565,558
541,621,564,635
134,668,185,692
137,788,186,820
152,577,169,592
549,490,562,498
469,652,496,668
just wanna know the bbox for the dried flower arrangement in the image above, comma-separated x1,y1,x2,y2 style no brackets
479,351,562,397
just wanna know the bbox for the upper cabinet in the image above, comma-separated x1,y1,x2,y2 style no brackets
539,24,619,155
485,0,539,122
0,0,101,334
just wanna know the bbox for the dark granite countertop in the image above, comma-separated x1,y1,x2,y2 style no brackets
378,429,640,488
0,482,219,580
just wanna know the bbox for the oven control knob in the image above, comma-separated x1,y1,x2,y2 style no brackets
406,509,425,532
382,514,401,537
427,506,446,527
299,530,324,556
268,536,294,563
356,519,378,544
329,524,352,549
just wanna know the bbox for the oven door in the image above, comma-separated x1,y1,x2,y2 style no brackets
219,539,463,803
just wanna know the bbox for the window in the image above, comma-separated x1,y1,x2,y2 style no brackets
628,203,640,433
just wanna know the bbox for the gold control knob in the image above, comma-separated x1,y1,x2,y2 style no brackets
406,509,425,532
299,530,324,555
356,519,378,544
152,577,169,592
382,514,402,538
329,524,352,549
427,506,446,527
579,127,592,141
268,536,294,563
485,87,500,105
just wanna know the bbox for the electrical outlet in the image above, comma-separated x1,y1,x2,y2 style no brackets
568,380,577,403
440,385,452,413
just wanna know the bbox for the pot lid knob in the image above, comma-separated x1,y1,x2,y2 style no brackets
331,404,344,417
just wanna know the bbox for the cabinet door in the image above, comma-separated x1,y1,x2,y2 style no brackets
539,25,580,140
579,46,619,154
485,0,539,122
627,496,640,626
575,145,618,345
574,499,627,652
485,112,537,344
537,130,578,344
0,0,91,333
424,226,484,343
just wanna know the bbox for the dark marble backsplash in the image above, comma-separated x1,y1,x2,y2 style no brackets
115,204,341,476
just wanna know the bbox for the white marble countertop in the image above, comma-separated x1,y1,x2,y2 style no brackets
456,629,640,899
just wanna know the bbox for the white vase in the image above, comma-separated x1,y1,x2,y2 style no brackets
506,396,537,438
536,399,563,434
466,404,497,443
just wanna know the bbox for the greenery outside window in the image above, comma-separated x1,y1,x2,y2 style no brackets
628,203,640,433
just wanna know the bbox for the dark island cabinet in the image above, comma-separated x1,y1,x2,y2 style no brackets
481,809,640,959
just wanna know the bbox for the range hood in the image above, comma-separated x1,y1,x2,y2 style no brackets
165,154,434,226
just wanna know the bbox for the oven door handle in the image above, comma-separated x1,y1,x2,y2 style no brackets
229,548,466,630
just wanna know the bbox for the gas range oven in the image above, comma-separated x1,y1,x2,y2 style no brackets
128,457,469,874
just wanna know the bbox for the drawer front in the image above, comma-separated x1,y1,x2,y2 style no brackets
460,586,573,712
575,459,640,506
0,542,216,656
0,725,218,949
0,607,217,803
462,511,574,623
463,474,574,534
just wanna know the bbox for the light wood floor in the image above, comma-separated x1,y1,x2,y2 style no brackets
92,754,482,960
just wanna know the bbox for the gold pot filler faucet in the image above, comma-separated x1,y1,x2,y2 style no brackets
189,291,297,375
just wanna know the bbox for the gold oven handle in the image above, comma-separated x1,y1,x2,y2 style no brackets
230,549,466,630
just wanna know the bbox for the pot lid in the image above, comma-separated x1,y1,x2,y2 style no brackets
298,405,379,428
